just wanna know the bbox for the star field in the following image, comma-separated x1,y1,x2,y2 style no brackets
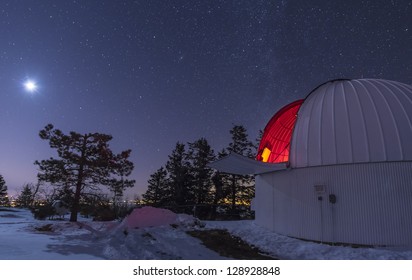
0,0,411,197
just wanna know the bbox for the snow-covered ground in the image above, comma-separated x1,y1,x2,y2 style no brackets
1,207,412,260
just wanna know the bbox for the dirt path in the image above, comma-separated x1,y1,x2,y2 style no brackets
187,229,278,260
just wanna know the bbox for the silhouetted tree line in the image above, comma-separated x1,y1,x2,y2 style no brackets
6,124,258,221
142,125,257,219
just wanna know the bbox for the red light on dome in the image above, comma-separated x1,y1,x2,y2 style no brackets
256,100,303,163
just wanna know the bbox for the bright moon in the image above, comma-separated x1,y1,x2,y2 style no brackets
24,80,37,92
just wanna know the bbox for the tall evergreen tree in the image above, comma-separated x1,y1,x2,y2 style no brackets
34,124,135,222
225,125,256,209
165,142,192,207
210,170,224,219
143,167,169,206
16,184,35,208
186,138,215,205
228,125,255,157
255,129,264,151
0,174,10,207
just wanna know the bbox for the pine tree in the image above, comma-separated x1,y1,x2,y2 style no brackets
165,142,192,208
103,150,136,203
16,184,35,208
228,125,255,157
256,129,263,150
210,171,224,219
186,138,215,205
0,174,10,207
34,124,135,222
53,184,74,208
225,125,256,209
143,167,169,206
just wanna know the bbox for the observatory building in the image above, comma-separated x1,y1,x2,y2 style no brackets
210,79,412,246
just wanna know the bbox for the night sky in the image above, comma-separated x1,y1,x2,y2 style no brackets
1,0,411,198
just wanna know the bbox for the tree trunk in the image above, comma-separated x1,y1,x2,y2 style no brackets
70,181,82,222
210,172,222,220
231,175,236,210
70,136,87,222
30,183,41,207
210,189,219,220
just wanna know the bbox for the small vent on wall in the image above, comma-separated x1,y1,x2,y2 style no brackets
314,185,326,194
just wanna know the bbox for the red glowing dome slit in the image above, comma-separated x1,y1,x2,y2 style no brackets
256,99,303,163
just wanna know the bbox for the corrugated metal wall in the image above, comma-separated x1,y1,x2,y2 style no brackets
255,161,412,246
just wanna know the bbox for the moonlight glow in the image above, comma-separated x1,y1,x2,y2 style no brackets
24,80,37,92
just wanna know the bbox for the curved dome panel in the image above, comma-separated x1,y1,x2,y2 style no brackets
257,100,303,163
290,79,412,168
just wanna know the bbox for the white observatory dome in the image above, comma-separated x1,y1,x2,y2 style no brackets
290,79,412,168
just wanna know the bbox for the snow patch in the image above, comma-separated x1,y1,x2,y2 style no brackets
121,206,178,229
2,208,412,260
117,206,204,231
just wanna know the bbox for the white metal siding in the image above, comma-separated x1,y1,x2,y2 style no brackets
255,161,412,246
254,175,275,230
